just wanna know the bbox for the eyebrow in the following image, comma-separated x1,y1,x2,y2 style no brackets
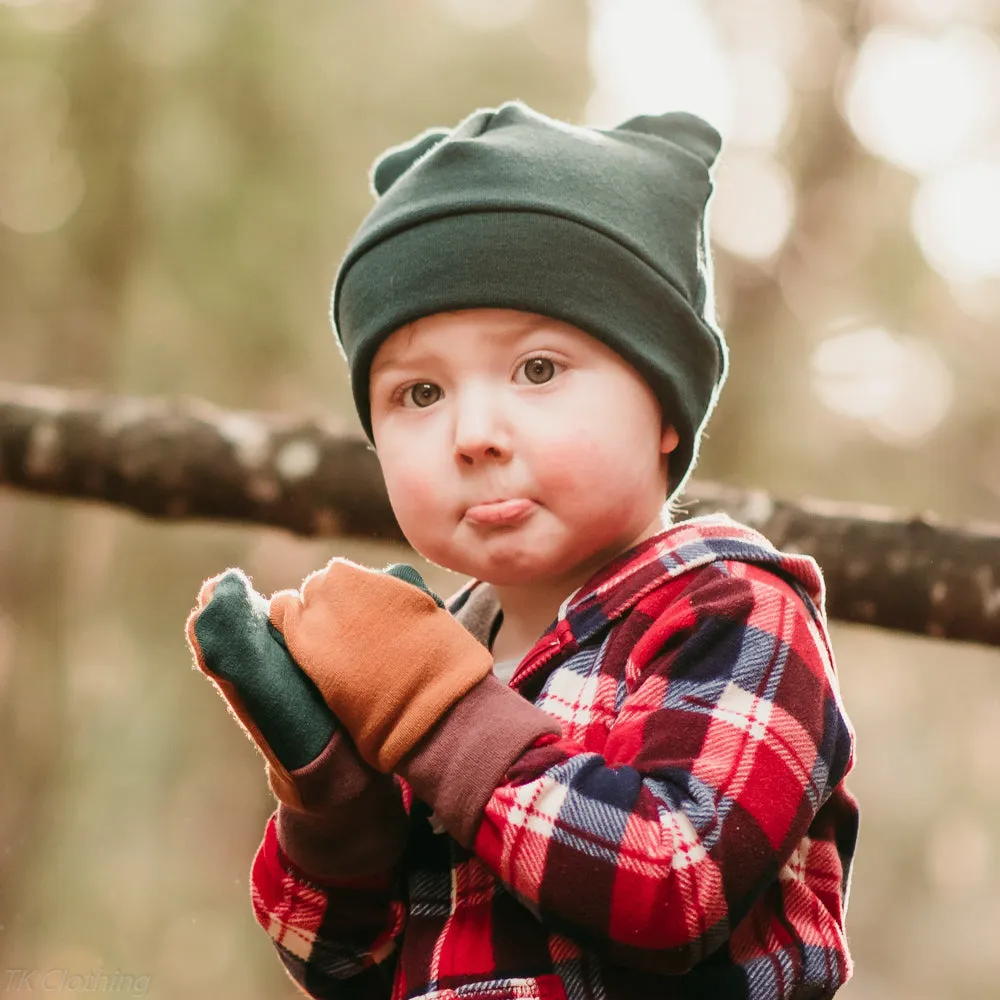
369,317,561,381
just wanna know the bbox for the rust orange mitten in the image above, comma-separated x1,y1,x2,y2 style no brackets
269,559,494,772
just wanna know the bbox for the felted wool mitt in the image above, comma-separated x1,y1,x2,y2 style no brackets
185,567,408,878
269,559,495,773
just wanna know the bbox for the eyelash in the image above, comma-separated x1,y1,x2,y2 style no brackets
391,353,565,408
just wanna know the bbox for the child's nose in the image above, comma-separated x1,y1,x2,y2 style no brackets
452,390,513,466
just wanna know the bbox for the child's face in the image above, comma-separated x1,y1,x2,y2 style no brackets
368,309,679,588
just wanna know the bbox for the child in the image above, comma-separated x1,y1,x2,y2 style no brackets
187,102,858,999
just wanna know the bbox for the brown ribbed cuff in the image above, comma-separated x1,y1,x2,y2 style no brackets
274,729,409,880
398,673,562,849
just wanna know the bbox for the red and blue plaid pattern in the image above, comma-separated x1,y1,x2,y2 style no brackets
250,514,858,998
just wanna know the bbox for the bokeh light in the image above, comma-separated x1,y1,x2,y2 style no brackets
725,51,792,149
711,152,795,261
881,0,998,26
810,325,953,445
585,0,730,129
912,155,1000,282
843,26,1000,175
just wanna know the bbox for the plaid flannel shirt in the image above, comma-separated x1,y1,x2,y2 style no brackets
250,514,858,998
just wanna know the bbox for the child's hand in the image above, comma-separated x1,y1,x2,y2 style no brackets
269,559,494,773
185,568,409,876
187,568,339,805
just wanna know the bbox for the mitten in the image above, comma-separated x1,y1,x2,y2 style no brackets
185,567,408,878
269,559,494,773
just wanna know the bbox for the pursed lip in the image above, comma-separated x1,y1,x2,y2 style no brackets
463,497,536,526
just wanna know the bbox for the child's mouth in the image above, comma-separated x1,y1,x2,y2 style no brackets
463,498,536,526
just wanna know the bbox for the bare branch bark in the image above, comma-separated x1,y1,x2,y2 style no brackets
680,483,1000,649
2,380,999,647
0,380,399,541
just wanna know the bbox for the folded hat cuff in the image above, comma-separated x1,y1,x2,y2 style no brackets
334,210,725,498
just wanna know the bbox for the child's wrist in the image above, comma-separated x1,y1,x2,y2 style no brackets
275,793,408,881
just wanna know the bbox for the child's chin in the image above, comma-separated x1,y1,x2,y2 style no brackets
421,532,576,586
474,553,578,589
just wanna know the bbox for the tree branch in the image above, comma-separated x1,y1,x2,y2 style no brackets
0,380,397,541
2,380,998,647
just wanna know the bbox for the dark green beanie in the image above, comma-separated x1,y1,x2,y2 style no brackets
331,101,729,501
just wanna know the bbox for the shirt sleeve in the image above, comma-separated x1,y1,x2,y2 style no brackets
469,563,857,976
250,814,407,998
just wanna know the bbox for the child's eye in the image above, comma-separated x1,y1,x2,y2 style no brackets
518,356,560,385
398,382,441,408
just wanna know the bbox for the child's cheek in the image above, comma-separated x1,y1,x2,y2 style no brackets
535,430,598,497
383,460,444,528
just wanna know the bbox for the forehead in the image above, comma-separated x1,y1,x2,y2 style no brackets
370,309,588,376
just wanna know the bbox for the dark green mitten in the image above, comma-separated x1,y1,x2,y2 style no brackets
188,568,334,772
185,567,409,877
381,562,446,608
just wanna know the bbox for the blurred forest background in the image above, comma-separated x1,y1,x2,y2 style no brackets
1,0,999,997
